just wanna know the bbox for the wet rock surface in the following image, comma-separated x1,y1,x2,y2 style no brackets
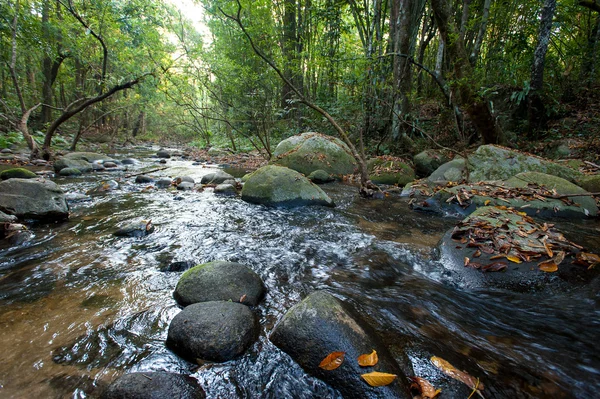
0,178,68,221
100,372,205,399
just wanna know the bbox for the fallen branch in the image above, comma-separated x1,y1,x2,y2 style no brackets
125,166,169,178
584,160,600,169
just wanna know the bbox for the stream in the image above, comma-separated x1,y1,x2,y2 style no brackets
0,148,598,398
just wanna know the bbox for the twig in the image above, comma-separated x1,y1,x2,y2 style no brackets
584,160,600,169
125,166,169,178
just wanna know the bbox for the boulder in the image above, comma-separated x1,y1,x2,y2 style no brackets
114,220,154,237
308,169,335,184
86,180,119,195
200,170,234,184
103,161,118,168
135,175,155,184
155,178,173,188
427,158,466,183
271,132,357,177
241,165,334,207
174,261,266,307
92,162,106,171
121,158,138,165
577,175,600,193
177,182,195,191
177,176,195,184
100,372,205,399
437,207,598,291
157,150,171,159
0,210,17,223
0,178,68,221
367,158,415,186
63,152,112,163
166,301,259,362
59,167,82,177
54,158,93,174
270,291,411,399
214,183,237,194
0,168,37,180
413,150,449,178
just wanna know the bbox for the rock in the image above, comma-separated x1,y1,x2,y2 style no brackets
207,147,230,157
31,159,48,166
436,207,598,291
166,301,259,363
270,291,411,399
103,161,118,168
0,210,18,223
413,150,449,178
200,170,234,184
0,168,37,180
214,183,236,194
121,158,138,165
177,182,195,191
271,132,357,177
0,178,68,221
241,165,334,207
467,145,582,183
59,167,82,177
577,175,600,193
418,172,597,219
54,158,93,174
159,159,168,164
65,192,92,202
100,372,205,399
427,158,466,183
177,176,195,184
135,175,155,184
544,139,578,159
307,169,335,184
87,180,119,195
162,261,195,273
114,220,154,237
157,150,171,158
1,148,13,154
174,261,266,307
92,162,106,171
63,152,113,163
367,157,415,186
155,178,173,188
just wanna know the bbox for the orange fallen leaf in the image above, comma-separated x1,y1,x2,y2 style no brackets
361,371,397,386
319,351,345,370
239,294,247,303
357,350,378,367
505,255,522,264
484,199,491,206
431,356,484,391
538,260,558,272
409,376,441,398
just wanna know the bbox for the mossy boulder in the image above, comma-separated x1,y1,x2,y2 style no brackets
427,158,466,183
174,261,266,307
307,169,335,184
577,175,600,193
0,168,37,180
166,301,259,363
101,372,205,399
270,291,411,399
271,132,357,177
59,167,82,177
367,157,415,186
413,150,449,178
53,158,93,174
241,165,334,207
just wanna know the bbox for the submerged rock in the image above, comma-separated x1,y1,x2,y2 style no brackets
0,178,68,221
0,168,37,180
166,301,259,363
241,165,334,207
271,132,357,177
100,372,205,399
114,220,154,237
270,291,411,399
174,261,266,307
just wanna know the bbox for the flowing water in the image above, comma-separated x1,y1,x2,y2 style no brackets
0,151,599,398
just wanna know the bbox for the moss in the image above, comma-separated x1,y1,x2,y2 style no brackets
0,168,37,180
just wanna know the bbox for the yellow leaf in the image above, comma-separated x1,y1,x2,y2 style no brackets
361,371,397,387
357,350,378,367
431,356,484,391
538,260,558,272
484,199,491,206
318,351,345,370
506,255,522,264
409,376,441,398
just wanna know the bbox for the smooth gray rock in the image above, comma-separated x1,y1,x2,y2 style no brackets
413,150,449,178
103,161,118,168
157,150,171,158
0,178,68,221
135,175,155,184
114,220,154,237
100,372,205,399
270,291,411,399
0,210,17,223
174,261,266,307
54,158,93,173
166,301,259,362
177,182,194,191
214,183,236,194
155,178,173,188
59,167,82,177
121,158,138,165
308,169,335,184
200,170,234,184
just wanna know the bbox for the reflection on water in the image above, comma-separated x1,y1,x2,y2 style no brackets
0,154,598,398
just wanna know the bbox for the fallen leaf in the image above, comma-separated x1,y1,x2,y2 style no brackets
505,255,522,264
319,351,345,370
361,371,397,387
431,356,484,391
357,350,378,367
464,257,470,267
473,249,482,258
554,251,565,266
409,376,441,398
484,199,491,206
482,262,508,272
538,260,558,272
239,294,247,303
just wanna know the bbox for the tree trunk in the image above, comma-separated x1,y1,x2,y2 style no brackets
431,0,505,145
281,0,298,110
528,0,557,135
580,13,600,86
469,0,492,66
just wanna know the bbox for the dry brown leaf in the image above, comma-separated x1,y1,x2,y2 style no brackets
361,371,397,387
409,376,441,398
357,350,378,367
554,251,565,266
473,249,482,258
431,356,484,391
318,351,345,370
239,294,247,303
506,255,522,264
464,257,470,267
484,199,491,206
538,260,558,272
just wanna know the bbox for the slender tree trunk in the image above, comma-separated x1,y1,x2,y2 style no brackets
459,0,472,42
469,0,492,66
580,13,600,86
528,0,557,135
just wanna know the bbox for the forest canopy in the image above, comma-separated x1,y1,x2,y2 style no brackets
1,0,598,158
